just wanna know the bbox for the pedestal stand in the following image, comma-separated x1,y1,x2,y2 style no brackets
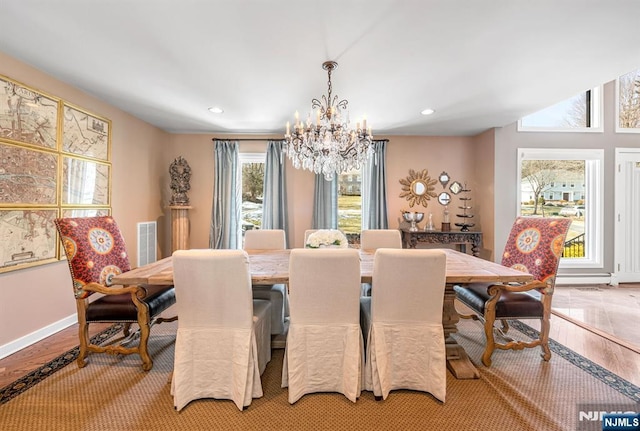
169,205,192,252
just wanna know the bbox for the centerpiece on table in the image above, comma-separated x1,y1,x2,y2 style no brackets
305,229,349,249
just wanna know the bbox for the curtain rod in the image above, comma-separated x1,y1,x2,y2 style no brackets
212,138,390,142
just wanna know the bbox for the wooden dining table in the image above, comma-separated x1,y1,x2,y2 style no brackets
111,248,533,379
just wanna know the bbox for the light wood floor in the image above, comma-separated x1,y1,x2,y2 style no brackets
2,298,640,390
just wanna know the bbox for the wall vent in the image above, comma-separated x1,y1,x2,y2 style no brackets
137,221,157,267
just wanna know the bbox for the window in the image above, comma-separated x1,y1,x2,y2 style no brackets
337,168,362,234
615,68,640,133
518,148,603,269
517,87,603,132
238,153,265,234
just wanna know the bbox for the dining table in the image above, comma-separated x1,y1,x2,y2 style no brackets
111,248,533,379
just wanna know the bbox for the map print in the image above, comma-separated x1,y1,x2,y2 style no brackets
0,143,58,205
0,76,58,149
62,208,110,218
63,104,109,161
0,209,57,271
62,157,110,205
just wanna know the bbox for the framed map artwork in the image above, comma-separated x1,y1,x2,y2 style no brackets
0,74,112,272
0,75,59,150
61,156,111,206
0,208,59,273
61,207,111,218
62,103,111,161
0,142,58,206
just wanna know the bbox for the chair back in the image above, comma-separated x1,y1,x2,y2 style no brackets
372,249,446,322
500,217,572,289
360,229,402,251
289,248,361,324
172,249,253,329
244,229,286,250
54,216,131,298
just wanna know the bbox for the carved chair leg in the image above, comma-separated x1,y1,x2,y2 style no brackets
500,319,510,335
481,295,499,367
538,292,553,361
76,300,89,368
539,314,552,361
138,320,153,371
122,323,132,337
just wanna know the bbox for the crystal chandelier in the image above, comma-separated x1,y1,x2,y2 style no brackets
284,61,373,181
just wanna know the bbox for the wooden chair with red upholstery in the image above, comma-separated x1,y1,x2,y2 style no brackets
453,217,571,367
55,216,176,371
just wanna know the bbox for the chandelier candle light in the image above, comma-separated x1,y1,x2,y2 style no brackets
284,61,373,180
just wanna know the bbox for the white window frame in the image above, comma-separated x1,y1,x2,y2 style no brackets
517,148,604,269
517,86,603,133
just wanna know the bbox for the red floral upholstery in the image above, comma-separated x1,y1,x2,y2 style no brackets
501,217,572,293
55,216,131,299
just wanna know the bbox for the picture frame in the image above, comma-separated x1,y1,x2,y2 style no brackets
62,102,111,161
61,156,111,206
0,142,58,206
60,207,111,218
0,74,60,150
0,208,59,273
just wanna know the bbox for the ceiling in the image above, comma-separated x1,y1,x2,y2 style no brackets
2,0,640,137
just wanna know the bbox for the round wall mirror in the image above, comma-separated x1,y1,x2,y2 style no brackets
412,180,427,195
399,168,438,207
438,192,451,205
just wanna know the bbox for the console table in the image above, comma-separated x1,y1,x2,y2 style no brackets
401,229,482,257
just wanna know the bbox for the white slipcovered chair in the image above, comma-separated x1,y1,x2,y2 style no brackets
282,248,364,404
171,249,272,411
359,229,403,296
243,229,289,335
360,249,447,402
360,229,402,251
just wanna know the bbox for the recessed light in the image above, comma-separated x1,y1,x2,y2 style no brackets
421,108,435,116
208,107,224,114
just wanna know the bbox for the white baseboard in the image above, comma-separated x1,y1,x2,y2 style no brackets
0,314,77,360
556,274,612,286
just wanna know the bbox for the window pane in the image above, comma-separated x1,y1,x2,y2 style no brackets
520,92,588,129
520,160,585,259
617,68,640,129
241,162,264,232
338,169,361,234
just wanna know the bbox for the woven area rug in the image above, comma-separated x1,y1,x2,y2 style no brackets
1,319,638,431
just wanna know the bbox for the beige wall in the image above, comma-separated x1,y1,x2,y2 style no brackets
166,134,480,252
0,52,170,350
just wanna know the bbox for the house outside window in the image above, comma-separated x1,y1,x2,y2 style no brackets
338,168,362,234
518,148,603,269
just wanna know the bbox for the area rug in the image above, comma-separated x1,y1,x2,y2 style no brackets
0,319,638,431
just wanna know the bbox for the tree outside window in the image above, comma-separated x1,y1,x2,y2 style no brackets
337,168,361,234
616,68,640,132
239,154,265,233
